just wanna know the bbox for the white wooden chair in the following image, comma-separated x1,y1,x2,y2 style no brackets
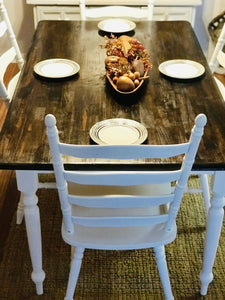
79,0,154,21
45,113,206,300
0,0,23,103
208,22,225,101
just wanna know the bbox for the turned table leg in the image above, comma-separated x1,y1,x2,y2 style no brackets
200,171,225,295
16,170,45,295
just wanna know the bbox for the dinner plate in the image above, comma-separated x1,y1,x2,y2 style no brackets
158,59,205,79
97,18,136,33
34,59,80,79
90,118,148,145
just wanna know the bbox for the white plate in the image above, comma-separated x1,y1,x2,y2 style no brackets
158,59,205,79
97,18,136,33
90,118,148,145
34,59,80,79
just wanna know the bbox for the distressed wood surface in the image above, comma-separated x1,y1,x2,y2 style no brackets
0,20,224,170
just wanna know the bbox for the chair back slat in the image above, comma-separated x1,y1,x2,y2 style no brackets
59,143,189,159
68,194,174,208
64,170,181,186
79,0,154,21
45,113,206,234
71,214,169,228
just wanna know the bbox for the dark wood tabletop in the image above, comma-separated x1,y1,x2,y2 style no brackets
0,20,225,171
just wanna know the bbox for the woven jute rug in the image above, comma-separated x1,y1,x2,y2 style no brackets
0,176,225,299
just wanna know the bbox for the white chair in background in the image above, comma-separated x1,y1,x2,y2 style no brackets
208,22,225,101
79,0,154,21
45,113,206,300
0,0,23,103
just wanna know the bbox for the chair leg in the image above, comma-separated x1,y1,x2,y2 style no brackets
199,174,211,216
16,193,24,224
153,245,174,300
65,246,84,300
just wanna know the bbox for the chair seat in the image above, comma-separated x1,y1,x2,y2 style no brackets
62,204,176,250
62,221,176,250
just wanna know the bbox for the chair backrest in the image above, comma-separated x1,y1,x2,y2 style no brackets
0,0,23,101
209,22,225,73
79,0,154,21
45,113,206,235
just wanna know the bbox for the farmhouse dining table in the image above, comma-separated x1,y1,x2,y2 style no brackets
0,20,225,296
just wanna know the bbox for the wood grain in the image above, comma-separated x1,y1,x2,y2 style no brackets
0,21,224,171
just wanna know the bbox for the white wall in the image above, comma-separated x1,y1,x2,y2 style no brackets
3,0,34,56
194,4,208,54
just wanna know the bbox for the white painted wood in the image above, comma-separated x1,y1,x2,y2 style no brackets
209,23,225,73
203,0,225,59
79,0,154,21
66,246,84,299
32,6,196,26
199,173,211,216
154,6,194,24
187,171,213,217
207,23,225,101
32,6,196,27
202,0,224,34
45,113,206,299
0,0,24,102
214,76,225,100
154,246,174,300
16,194,25,224
27,0,202,6
16,171,57,225
200,171,225,295
217,50,225,69
26,0,201,27
16,170,45,295
33,5,80,26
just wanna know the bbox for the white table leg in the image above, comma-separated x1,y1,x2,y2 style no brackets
200,171,225,295
16,170,45,295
